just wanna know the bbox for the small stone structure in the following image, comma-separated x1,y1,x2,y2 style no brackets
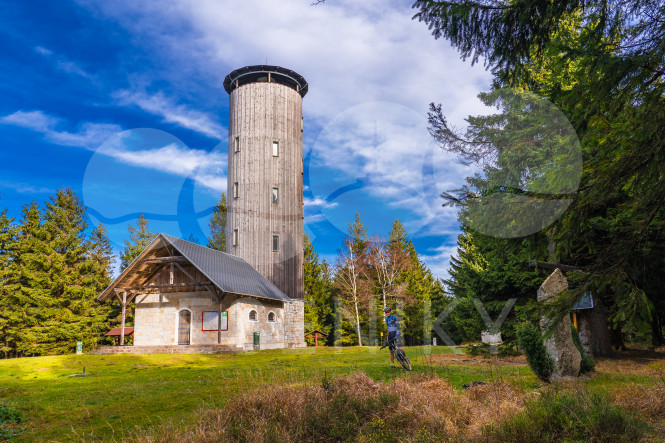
537,268,581,377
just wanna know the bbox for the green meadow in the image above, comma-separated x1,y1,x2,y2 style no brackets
1,347,664,441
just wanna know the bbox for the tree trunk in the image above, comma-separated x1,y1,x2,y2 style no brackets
354,292,362,346
589,296,613,357
652,313,664,347
610,326,626,351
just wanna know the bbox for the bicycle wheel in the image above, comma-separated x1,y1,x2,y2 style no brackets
395,349,412,371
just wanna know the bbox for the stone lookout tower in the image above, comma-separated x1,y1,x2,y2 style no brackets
223,65,307,301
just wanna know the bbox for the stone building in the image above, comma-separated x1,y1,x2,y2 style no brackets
97,65,308,353
98,234,304,351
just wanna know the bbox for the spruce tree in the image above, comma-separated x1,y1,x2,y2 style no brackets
41,189,111,353
2,201,47,356
303,234,333,345
207,192,227,251
120,214,154,270
88,223,114,287
0,201,17,357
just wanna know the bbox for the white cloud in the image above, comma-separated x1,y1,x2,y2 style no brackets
72,0,492,245
0,180,54,195
304,196,338,209
420,243,459,280
48,122,124,149
34,46,53,56
304,213,326,224
34,46,94,79
1,110,121,150
113,89,227,140
1,111,225,192
1,110,59,131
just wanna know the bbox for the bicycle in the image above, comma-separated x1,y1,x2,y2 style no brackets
380,336,412,371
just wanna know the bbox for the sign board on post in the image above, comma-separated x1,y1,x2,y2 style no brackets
202,311,228,331
76,341,82,355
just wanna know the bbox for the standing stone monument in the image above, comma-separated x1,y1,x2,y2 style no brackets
537,268,581,377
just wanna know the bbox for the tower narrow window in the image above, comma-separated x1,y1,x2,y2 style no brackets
272,141,279,157
233,182,239,199
233,229,238,246
234,136,239,152
272,187,278,204
272,235,279,252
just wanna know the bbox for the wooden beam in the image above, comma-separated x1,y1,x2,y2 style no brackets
142,264,168,287
120,291,127,346
173,262,196,283
125,282,212,291
142,256,189,263
216,291,229,345
169,263,174,285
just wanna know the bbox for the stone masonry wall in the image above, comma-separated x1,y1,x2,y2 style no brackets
283,299,306,348
134,292,286,350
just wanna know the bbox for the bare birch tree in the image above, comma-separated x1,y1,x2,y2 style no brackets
335,236,370,346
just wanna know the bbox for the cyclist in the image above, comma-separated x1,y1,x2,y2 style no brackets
383,306,405,368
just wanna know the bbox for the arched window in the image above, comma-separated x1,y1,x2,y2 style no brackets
249,309,258,321
268,311,276,322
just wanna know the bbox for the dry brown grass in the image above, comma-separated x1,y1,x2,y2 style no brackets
132,372,533,442
612,382,665,420
426,353,527,367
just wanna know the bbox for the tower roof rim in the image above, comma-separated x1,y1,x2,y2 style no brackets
223,65,308,97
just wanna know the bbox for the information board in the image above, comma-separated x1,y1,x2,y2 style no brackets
202,311,228,331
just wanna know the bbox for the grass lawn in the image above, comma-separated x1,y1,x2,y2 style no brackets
1,346,663,441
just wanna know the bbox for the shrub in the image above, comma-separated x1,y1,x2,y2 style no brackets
483,386,648,442
0,404,24,440
515,322,554,382
571,324,596,374
465,342,521,357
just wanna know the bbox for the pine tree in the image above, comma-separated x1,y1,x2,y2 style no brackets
207,192,227,251
303,234,334,345
120,214,154,270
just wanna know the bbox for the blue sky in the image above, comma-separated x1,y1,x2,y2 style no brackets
0,0,492,278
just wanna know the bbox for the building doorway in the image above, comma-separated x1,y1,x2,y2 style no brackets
178,310,191,345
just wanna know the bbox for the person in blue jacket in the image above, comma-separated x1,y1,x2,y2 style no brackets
383,306,404,367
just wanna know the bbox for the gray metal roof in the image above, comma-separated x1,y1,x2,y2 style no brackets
159,234,292,303
223,65,308,97
98,233,291,303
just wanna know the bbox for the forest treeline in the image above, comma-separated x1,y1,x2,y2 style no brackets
411,0,665,351
0,190,465,356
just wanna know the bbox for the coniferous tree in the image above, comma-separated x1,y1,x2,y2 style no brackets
0,201,17,357
2,201,47,356
120,214,154,270
208,192,227,251
303,234,334,345
40,189,110,354
88,223,114,286
415,0,665,348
